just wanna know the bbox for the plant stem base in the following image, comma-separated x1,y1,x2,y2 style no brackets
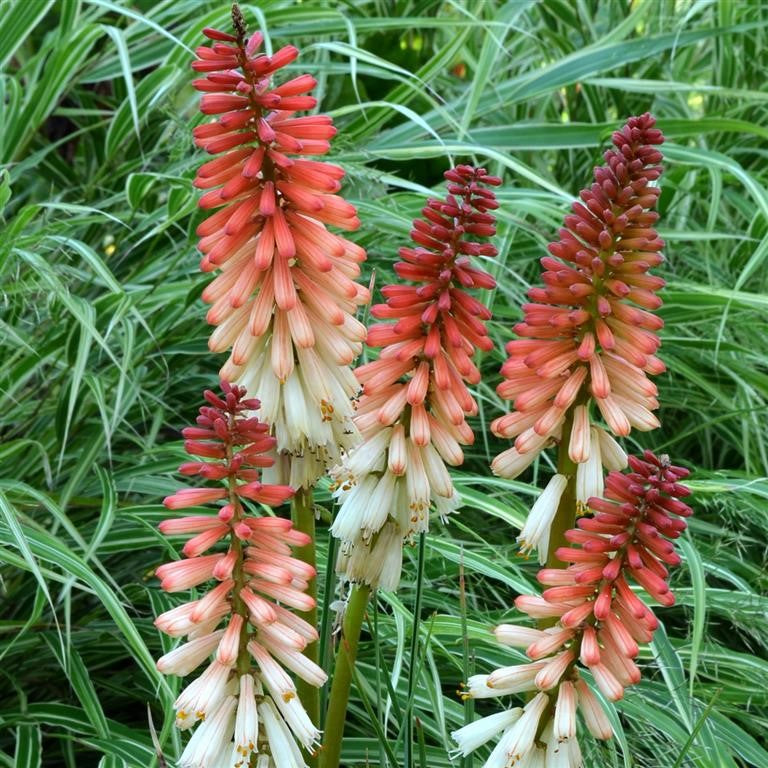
319,582,372,768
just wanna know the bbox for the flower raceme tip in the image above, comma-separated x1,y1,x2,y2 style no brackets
492,114,666,481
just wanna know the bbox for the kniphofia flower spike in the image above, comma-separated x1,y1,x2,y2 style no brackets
454,452,692,767
330,165,500,589
192,9,369,488
492,114,665,489
155,382,326,768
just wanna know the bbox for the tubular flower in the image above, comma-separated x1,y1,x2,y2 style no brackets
191,11,369,488
155,381,327,768
329,165,501,589
455,451,692,765
492,114,665,481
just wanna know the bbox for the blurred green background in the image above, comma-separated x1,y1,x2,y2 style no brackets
1,0,767,766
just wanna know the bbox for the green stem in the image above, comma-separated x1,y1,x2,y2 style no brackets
404,532,426,768
291,487,320,747
458,548,474,768
546,408,578,571
318,531,338,726
319,582,372,768
226,423,251,676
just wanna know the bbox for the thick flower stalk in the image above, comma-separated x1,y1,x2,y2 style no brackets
191,11,369,489
453,452,692,767
492,114,665,486
330,165,501,589
154,382,327,768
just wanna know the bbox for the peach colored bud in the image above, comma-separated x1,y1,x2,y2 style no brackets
568,404,591,463
163,488,227,509
156,554,223,592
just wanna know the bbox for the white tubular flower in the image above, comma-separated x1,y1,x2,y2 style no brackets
179,695,237,768
362,469,398,536
372,522,406,590
494,625,547,648
433,485,461,523
518,474,568,564
450,708,523,756
249,641,297,703
174,660,232,730
405,441,431,533
330,474,379,541
272,693,321,752
156,630,224,676
576,428,604,504
553,680,577,740
541,719,583,768
491,445,540,480
258,697,307,768
594,425,628,471
494,692,549,767
344,426,391,476
489,661,551,693
338,520,405,591
421,442,454,497
232,675,259,767
216,615,244,666
260,636,328,688
387,423,407,474
465,662,546,698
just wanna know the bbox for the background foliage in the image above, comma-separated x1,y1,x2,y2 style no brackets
1,0,767,766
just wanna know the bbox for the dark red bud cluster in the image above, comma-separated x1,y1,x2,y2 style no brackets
555,450,692,614
492,114,667,454
367,165,502,366
353,165,502,456
165,382,294,509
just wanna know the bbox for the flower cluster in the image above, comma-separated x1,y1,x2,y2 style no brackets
329,165,500,589
454,451,692,767
492,114,665,483
191,14,369,488
155,382,326,768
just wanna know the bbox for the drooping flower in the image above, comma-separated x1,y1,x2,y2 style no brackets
517,473,568,564
154,381,327,767
329,165,501,588
191,9,369,488
455,451,692,764
492,114,665,481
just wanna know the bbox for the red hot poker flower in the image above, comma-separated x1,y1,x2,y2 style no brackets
331,165,501,589
492,114,666,480
191,10,369,488
155,382,326,766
